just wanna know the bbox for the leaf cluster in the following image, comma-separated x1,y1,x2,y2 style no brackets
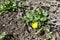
0,0,17,14
0,32,6,40
0,0,29,15
23,8,50,28
0,32,15,40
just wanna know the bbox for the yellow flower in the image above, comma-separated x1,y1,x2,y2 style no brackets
31,22,38,29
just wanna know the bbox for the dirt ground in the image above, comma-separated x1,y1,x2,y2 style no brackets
0,0,60,40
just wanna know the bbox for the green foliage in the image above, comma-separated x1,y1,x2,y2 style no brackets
0,0,29,15
44,26,50,33
18,1,29,8
0,32,15,40
23,8,50,28
0,32,6,40
0,0,17,14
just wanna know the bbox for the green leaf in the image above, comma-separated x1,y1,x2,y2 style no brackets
40,17,47,21
5,1,10,5
44,26,50,32
12,2,16,7
0,32,6,39
36,8,41,14
18,2,21,7
43,11,48,16
41,9,44,14
23,16,27,20
33,16,40,21
38,22,41,28
22,1,29,7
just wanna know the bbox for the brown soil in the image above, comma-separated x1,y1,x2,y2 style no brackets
0,0,60,40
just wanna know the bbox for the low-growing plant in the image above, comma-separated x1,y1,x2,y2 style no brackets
23,8,50,29
0,32,6,40
0,0,17,15
23,8,52,40
0,0,29,15
0,32,15,40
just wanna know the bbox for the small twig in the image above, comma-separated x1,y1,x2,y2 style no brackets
34,27,43,35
